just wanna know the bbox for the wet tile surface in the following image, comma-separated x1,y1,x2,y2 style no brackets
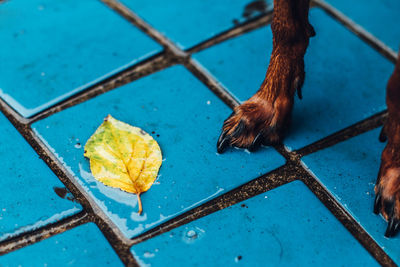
121,0,272,49
0,0,161,118
0,113,81,242
131,181,377,266
0,223,123,266
32,66,285,239
193,8,393,150
302,128,400,263
325,0,400,52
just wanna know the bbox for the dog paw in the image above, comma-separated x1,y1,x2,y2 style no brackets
374,144,400,237
217,94,293,153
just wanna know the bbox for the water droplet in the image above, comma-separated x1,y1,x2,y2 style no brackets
235,255,242,262
187,230,197,239
144,251,155,258
206,100,211,105
40,72,46,76
74,143,81,149
155,248,159,252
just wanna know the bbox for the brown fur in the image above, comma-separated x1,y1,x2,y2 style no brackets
218,0,400,237
375,54,400,236
217,0,314,152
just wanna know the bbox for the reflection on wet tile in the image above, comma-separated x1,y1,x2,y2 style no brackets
121,0,272,49
131,181,377,266
324,0,400,52
1,223,123,266
32,66,285,238
302,128,400,264
0,0,161,117
0,113,81,241
193,8,393,150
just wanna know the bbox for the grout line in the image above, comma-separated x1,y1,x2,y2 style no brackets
185,58,240,109
296,110,387,156
0,212,88,255
0,97,137,265
27,52,175,125
0,0,396,265
100,0,188,59
25,0,275,124
299,163,396,267
129,163,296,245
313,0,397,64
186,10,274,54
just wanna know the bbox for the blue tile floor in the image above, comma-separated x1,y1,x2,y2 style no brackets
32,66,285,238
131,181,378,266
0,0,161,117
0,0,399,266
324,0,400,53
0,112,81,242
302,128,400,263
121,0,273,49
194,8,393,150
1,223,123,266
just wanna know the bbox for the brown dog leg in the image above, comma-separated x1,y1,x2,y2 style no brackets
217,0,315,153
374,52,400,237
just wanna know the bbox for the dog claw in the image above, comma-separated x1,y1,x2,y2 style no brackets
374,192,382,215
294,76,303,100
379,127,387,143
385,217,400,237
383,199,395,219
217,130,230,154
248,131,264,152
231,120,246,138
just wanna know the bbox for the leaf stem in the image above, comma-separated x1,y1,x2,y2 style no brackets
137,193,143,215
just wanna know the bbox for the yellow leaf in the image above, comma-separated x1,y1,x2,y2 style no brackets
84,115,162,215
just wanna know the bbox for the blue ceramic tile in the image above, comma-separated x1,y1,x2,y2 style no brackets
121,0,272,49
193,8,393,150
0,0,161,118
325,0,400,52
131,181,377,266
1,223,123,266
0,113,81,241
32,66,285,239
302,128,400,263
